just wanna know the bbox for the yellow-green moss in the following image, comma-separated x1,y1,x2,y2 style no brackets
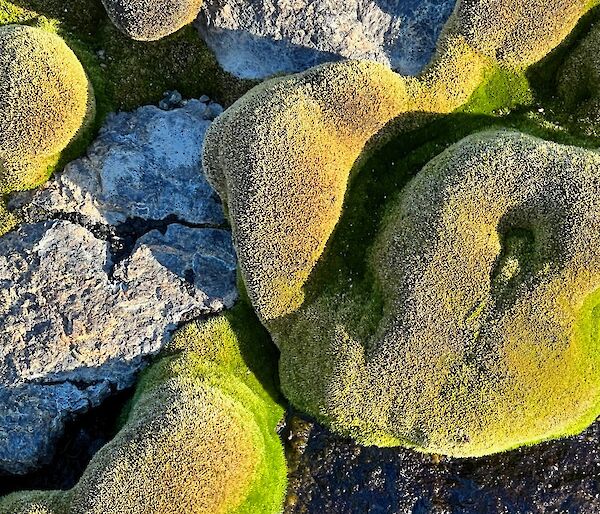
0,306,286,514
203,0,594,325
278,130,600,457
101,0,204,41
0,24,94,193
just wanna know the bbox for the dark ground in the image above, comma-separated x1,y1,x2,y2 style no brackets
281,412,600,514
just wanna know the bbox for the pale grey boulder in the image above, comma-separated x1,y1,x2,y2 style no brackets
27,99,225,227
0,220,236,474
197,0,457,79
0,96,238,475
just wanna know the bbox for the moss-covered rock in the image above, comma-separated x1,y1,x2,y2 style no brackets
0,307,287,514
101,0,204,41
0,24,94,193
277,130,600,457
558,21,600,132
202,0,591,325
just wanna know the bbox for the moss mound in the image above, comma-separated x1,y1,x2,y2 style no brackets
558,21,600,132
453,0,588,67
277,130,600,456
203,0,591,325
0,307,286,514
101,0,204,41
0,24,94,193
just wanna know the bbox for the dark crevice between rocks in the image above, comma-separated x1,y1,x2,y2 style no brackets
13,199,230,278
0,387,134,495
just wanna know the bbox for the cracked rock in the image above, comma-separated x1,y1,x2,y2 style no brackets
0,220,237,474
0,96,237,475
197,0,456,79
24,99,225,227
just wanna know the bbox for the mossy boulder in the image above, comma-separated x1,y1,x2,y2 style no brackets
0,24,94,193
202,0,590,326
0,307,287,514
558,21,600,131
101,0,204,41
276,130,600,457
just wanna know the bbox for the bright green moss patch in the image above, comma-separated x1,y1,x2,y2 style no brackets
0,306,287,514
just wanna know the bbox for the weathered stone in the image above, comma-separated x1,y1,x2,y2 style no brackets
197,0,457,79
0,220,236,474
26,100,225,227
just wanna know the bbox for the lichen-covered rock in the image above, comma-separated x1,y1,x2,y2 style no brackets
0,220,236,474
101,0,204,40
197,0,457,79
0,308,287,514
0,25,94,193
27,100,225,227
278,130,600,456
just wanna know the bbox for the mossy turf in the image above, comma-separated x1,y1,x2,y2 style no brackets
0,0,253,234
0,304,287,514
201,0,600,457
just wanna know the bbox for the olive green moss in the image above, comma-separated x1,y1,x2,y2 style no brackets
4,0,253,110
100,0,204,42
276,130,600,456
199,0,600,458
0,0,253,237
0,305,286,514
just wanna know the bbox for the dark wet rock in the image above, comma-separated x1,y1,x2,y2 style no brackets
197,0,457,79
283,413,600,513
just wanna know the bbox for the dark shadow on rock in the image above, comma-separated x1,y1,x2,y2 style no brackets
0,387,133,494
197,0,457,79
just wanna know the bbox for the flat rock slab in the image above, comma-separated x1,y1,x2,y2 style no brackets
0,220,236,474
28,99,225,226
197,0,457,79
1,98,237,475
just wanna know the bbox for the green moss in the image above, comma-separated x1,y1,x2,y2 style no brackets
0,306,287,513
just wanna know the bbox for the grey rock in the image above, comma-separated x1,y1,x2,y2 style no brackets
158,90,184,110
27,100,225,227
0,220,236,474
197,0,457,79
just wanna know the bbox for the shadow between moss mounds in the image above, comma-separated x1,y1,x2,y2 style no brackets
276,2,600,350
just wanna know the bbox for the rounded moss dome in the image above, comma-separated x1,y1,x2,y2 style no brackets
0,309,287,514
101,0,204,41
277,130,600,457
558,22,600,131
0,24,93,193
71,377,264,514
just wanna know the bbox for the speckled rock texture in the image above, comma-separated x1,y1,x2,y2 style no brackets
0,98,236,476
0,220,236,475
282,413,600,513
27,99,225,227
197,0,457,79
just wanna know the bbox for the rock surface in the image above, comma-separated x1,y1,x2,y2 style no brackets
283,413,600,513
0,98,236,475
26,99,224,227
197,0,457,79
